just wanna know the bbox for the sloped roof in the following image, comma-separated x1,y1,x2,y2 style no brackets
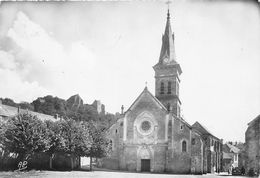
248,114,260,126
192,121,213,135
126,86,168,113
226,143,240,154
192,121,219,139
0,103,56,122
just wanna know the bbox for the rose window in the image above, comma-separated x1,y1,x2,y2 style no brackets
141,121,151,131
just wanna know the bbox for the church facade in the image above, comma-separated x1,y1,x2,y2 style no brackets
101,10,222,174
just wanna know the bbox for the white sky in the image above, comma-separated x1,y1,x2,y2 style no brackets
0,1,259,142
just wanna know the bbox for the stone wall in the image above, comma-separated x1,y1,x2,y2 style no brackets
166,116,192,174
245,116,260,175
191,131,203,174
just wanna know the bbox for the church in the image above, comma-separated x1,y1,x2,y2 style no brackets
101,9,222,174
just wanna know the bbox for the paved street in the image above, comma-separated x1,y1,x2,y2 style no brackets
0,170,256,178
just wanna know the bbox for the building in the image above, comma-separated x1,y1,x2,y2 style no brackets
0,99,82,171
245,115,260,176
0,99,56,122
101,10,222,174
222,143,240,172
192,122,222,173
92,100,105,115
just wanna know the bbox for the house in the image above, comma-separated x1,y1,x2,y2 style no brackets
245,115,260,176
0,99,56,122
192,122,223,173
222,143,240,172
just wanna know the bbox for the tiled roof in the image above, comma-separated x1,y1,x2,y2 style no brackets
226,143,240,154
192,121,220,140
0,103,56,122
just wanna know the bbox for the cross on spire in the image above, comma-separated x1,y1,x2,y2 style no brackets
166,0,172,19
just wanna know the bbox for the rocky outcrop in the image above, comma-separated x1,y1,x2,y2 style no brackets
66,94,83,111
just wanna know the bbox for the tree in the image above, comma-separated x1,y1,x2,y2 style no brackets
1,98,18,107
97,113,118,131
87,121,111,171
32,95,67,116
59,119,92,170
18,102,34,111
67,104,99,122
45,120,64,169
0,113,50,163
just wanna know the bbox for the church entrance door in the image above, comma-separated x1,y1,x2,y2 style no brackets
141,159,150,172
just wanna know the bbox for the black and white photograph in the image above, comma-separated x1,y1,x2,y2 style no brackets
0,0,259,177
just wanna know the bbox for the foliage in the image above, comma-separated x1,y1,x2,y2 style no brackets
59,119,92,156
0,113,50,159
44,120,64,155
97,113,118,131
87,121,111,158
1,98,18,107
67,104,99,122
32,95,67,116
18,102,34,111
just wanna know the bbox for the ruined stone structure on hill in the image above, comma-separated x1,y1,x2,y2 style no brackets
92,100,105,115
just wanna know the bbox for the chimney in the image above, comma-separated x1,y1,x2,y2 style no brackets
121,105,124,114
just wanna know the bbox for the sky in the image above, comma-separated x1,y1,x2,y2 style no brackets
0,0,259,142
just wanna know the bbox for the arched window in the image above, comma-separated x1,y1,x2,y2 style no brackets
167,81,172,94
160,82,164,94
192,138,196,145
182,140,187,152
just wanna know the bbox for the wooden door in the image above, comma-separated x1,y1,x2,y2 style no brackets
141,159,150,172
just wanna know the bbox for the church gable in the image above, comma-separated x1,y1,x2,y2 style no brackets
125,87,168,141
126,87,167,114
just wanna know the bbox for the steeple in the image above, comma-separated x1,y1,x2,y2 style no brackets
153,7,182,117
158,8,177,65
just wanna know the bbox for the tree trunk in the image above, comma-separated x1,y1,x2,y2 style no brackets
49,153,54,170
90,156,92,171
79,156,81,169
70,155,74,170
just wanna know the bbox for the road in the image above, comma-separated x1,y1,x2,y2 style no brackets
0,170,255,178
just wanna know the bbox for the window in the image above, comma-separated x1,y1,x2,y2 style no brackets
192,138,196,145
115,129,117,134
182,140,187,152
141,121,151,131
160,82,164,94
110,140,113,149
167,103,171,111
167,81,172,94
180,124,184,130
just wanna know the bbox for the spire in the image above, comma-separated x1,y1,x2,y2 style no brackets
158,7,177,65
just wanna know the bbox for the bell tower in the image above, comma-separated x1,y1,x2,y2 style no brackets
153,9,182,117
